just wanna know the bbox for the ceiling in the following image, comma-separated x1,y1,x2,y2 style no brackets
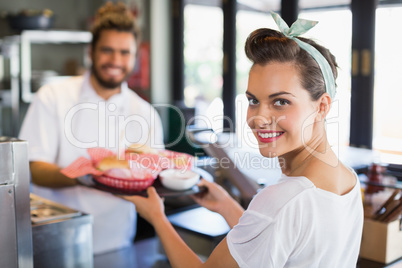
237,0,351,11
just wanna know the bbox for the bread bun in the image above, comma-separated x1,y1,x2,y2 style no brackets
97,156,130,171
126,143,157,154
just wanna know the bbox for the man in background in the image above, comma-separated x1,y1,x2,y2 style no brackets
19,2,164,254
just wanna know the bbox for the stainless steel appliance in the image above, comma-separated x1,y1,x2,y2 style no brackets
0,137,33,268
0,136,93,267
30,194,93,268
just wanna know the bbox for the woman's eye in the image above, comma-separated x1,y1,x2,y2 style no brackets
247,98,259,106
273,99,290,106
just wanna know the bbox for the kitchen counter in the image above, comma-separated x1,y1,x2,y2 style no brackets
94,206,229,268
93,236,402,268
358,258,402,268
93,206,402,268
94,237,170,268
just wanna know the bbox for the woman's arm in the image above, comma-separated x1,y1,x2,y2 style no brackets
192,179,245,228
122,187,239,268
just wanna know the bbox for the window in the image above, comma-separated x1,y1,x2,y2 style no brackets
183,4,223,107
374,6,402,154
299,9,352,148
236,9,277,96
183,4,224,132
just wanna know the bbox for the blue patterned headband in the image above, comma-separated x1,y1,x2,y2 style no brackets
270,11,336,99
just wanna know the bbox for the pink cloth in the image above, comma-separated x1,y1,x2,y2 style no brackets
60,148,194,180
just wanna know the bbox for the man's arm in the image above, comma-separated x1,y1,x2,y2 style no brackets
30,161,78,188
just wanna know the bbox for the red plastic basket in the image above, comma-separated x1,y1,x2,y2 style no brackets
93,175,156,191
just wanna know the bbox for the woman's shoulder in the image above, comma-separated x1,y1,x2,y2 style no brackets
303,161,357,196
248,176,315,215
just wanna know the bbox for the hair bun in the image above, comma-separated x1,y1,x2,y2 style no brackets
95,1,133,20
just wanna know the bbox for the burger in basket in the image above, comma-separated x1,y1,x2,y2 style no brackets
60,147,162,192
61,146,199,192
97,156,131,177
125,143,194,170
94,155,162,192
125,144,199,191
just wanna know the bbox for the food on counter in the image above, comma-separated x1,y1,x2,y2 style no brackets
16,8,54,17
7,8,55,30
42,9,54,18
159,169,200,191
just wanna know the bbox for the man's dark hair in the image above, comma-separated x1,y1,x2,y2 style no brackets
91,1,141,49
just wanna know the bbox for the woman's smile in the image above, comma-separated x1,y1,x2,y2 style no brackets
256,130,284,143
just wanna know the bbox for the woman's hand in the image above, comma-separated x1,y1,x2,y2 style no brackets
191,179,232,214
120,186,165,226
191,179,244,228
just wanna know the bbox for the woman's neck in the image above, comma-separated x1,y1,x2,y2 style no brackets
280,134,337,177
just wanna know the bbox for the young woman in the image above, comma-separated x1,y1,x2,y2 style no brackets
122,13,363,267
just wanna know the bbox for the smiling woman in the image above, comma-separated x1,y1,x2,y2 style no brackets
121,12,364,268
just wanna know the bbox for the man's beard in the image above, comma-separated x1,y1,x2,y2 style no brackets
91,64,130,89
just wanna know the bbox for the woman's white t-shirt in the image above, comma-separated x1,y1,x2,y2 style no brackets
227,173,364,268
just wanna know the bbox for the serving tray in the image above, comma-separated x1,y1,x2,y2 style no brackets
77,167,211,197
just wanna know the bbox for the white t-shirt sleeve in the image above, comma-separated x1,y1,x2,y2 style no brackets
227,210,274,268
19,85,59,163
227,208,299,268
226,180,306,268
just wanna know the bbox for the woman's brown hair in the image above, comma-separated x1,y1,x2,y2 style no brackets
244,28,338,100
